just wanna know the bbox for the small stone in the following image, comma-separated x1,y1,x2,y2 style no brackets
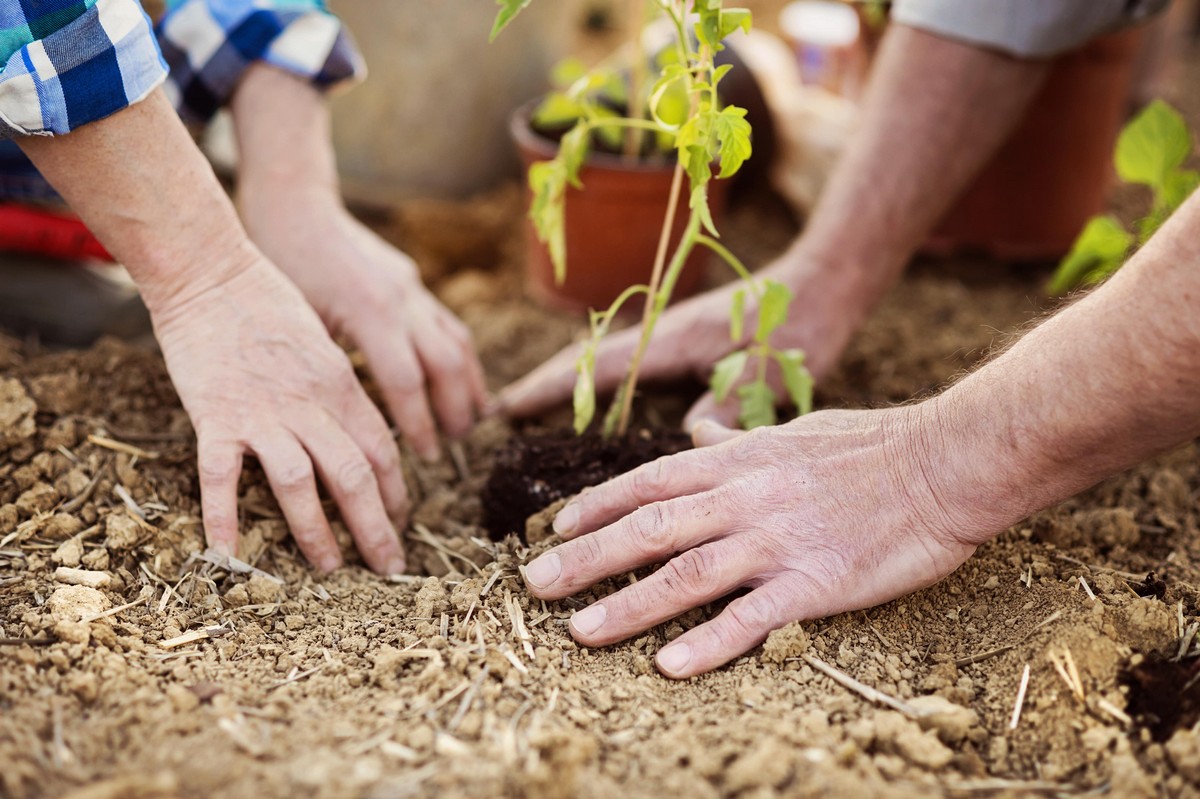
761,621,810,664
53,619,91,645
908,695,978,744
104,514,142,551
0,377,37,452
16,483,59,515
46,584,110,623
284,614,306,631
874,711,954,770
52,537,84,568
53,567,112,589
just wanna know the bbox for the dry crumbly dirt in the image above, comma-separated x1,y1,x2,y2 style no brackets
7,32,1200,799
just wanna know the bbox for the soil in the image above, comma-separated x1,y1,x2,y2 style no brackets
482,429,692,542
5,23,1200,799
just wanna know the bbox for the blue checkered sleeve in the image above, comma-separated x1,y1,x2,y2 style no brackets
0,0,168,139
156,0,365,126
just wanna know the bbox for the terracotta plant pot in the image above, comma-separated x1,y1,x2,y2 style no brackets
510,103,728,312
926,29,1145,261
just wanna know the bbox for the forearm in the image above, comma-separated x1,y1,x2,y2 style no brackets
230,63,340,208
927,194,1200,539
16,90,253,313
787,25,1048,307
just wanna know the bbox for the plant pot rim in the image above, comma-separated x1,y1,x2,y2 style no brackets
510,98,680,175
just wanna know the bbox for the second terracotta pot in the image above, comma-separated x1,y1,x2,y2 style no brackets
511,104,728,313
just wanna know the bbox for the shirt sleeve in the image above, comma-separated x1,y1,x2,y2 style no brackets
0,0,168,139
891,0,1169,58
155,0,366,126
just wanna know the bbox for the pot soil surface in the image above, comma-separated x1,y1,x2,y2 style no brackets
6,47,1200,799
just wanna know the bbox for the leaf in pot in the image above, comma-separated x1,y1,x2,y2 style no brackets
755,280,794,343
1047,215,1132,295
737,381,777,429
776,348,814,416
711,350,749,404
528,160,568,282
714,105,752,178
1115,99,1192,191
490,0,533,41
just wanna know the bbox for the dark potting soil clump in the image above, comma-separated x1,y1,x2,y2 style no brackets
1120,653,1200,741
482,428,692,541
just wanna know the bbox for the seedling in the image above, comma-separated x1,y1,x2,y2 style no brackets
494,0,813,435
1048,100,1198,294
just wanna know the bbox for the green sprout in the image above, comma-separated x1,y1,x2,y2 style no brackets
1048,99,1199,294
494,0,813,436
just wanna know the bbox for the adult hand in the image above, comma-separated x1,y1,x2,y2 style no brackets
240,196,488,462
153,250,410,574
520,404,987,678
499,253,867,430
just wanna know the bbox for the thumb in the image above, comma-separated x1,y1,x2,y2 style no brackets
689,418,743,448
684,390,741,433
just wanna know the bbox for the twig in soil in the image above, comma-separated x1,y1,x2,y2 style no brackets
947,777,1071,794
0,637,54,646
449,665,490,732
55,444,79,464
79,591,151,624
1055,553,1144,581
1177,622,1199,662
113,484,147,520
798,653,920,718
1048,649,1085,702
301,584,332,602
448,441,470,483
410,524,484,577
955,610,1063,668
499,645,530,675
1078,576,1097,601
506,590,536,661
188,548,284,584
480,567,508,597
1010,664,1031,730
59,461,109,514
1096,698,1133,727
87,434,160,460
159,625,230,650
268,664,324,692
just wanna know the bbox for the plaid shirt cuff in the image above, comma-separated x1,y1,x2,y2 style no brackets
0,0,168,138
156,0,366,126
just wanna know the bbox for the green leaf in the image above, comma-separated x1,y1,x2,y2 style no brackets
573,349,597,435
649,64,689,130
690,185,718,236
729,288,745,342
736,381,777,429
550,58,588,89
490,0,533,42
533,93,588,128
713,106,752,178
755,280,794,342
528,160,567,283
710,350,748,403
560,122,590,188
1046,215,1132,295
1161,167,1200,212
719,8,753,39
1115,99,1193,190
775,348,814,415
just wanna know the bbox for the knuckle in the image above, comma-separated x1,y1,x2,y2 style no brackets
199,456,240,485
660,546,718,595
724,591,780,641
335,457,377,496
630,501,673,553
273,461,314,494
631,458,669,499
565,534,605,576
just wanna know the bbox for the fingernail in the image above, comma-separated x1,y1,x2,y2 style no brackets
553,505,579,535
571,603,607,636
523,552,561,589
319,555,342,573
657,643,692,674
385,556,407,576
421,445,443,463
211,541,235,559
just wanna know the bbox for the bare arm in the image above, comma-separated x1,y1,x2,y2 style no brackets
231,64,489,461
18,90,409,574
500,24,1051,423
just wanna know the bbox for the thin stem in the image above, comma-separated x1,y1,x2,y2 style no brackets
695,234,759,292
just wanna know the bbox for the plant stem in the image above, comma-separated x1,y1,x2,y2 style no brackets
623,0,649,162
610,159,687,437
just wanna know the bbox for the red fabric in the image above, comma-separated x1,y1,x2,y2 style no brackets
0,204,113,262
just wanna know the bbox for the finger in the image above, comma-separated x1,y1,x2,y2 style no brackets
197,436,244,557
294,412,406,575
523,490,731,599
439,312,491,416
549,449,720,539
684,390,742,433
359,334,441,462
690,419,744,448
336,383,411,526
655,579,797,679
252,435,343,573
566,539,757,648
413,312,477,440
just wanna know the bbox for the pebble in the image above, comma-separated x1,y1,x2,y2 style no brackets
53,567,113,589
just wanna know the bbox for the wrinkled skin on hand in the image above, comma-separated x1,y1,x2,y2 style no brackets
500,258,865,429
153,256,409,574
243,197,489,462
521,407,981,678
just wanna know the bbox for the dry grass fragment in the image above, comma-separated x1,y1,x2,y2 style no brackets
1010,664,1031,730
799,653,920,718
87,434,159,460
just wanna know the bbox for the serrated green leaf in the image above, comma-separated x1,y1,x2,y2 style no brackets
730,288,745,342
528,160,568,283
710,350,748,403
690,185,718,236
776,348,813,415
755,280,793,342
649,64,689,131
1046,215,1132,294
737,381,776,429
490,0,533,42
560,122,590,188
1115,99,1193,190
712,63,734,89
719,8,752,39
714,105,752,178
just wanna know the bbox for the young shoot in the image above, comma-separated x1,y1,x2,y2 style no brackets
495,0,813,435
